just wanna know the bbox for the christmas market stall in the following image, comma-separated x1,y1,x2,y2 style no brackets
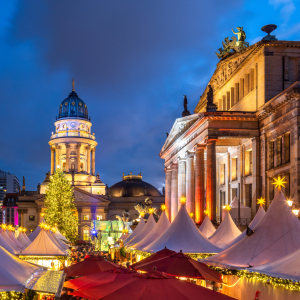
199,213,216,238
19,224,68,270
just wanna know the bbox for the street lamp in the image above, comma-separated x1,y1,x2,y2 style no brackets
287,199,293,207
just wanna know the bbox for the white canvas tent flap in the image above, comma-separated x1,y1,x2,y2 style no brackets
199,215,216,238
0,245,42,292
2,231,21,252
224,205,266,249
23,232,32,245
126,214,156,247
21,229,67,256
134,210,170,250
209,211,241,249
123,218,145,244
0,233,19,254
143,204,221,254
17,232,30,248
204,190,300,268
28,225,41,242
249,248,300,281
8,231,25,249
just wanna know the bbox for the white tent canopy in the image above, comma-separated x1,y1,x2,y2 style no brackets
0,246,42,292
249,248,300,281
204,190,300,268
134,210,170,250
21,229,67,256
47,231,69,251
17,232,31,248
54,226,70,244
2,231,21,252
28,225,41,242
209,210,241,249
225,196,251,220
23,232,32,245
123,218,145,244
0,233,19,254
224,205,266,249
8,231,25,249
126,214,156,247
143,204,221,254
199,215,216,238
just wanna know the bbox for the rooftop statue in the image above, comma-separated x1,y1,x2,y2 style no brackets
216,27,249,59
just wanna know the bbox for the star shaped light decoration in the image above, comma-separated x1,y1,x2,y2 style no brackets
189,212,194,218
148,208,154,214
257,197,266,206
224,205,231,212
272,175,287,191
179,196,186,204
204,210,209,215
140,212,145,218
161,204,166,211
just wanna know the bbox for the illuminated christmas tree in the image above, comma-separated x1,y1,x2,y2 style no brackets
44,168,78,243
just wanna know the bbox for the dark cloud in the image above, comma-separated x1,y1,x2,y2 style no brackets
0,0,298,190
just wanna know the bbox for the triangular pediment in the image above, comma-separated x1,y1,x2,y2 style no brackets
161,114,199,154
195,42,263,113
73,187,110,205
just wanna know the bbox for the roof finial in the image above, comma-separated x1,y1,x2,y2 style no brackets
72,79,75,91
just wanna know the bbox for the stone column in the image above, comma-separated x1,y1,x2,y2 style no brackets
206,138,217,220
92,148,96,175
164,167,172,221
66,144,70,173
170,163,178,221
55,145,61,171
86,146,91,174
50,147,55,175
186,152,195,217
177,158,186,210
77,143,81,173
252,137,260,216
195,144,206,224
91,207,96,221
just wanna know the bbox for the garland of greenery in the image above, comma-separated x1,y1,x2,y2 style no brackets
209,266,300,291
0,292,23,300
19,256,67,261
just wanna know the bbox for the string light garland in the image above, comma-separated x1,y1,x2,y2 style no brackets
0,292,23,300
208,266,300,291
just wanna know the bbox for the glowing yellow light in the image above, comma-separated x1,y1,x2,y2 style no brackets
224,205,231,211
140,212,145,218
122,229,125,233
39,222,45,229
257,197,266,206
7,225,15,231
180,196,186,204
125,229,129,233
272,176,287,191
189,212,194,218
148,208,154,214
204,210,209,215
161,204,166,211
41,213,45,217
1,224,7,230
293,209,300,216
287,199,293,207
51,227,57,233
23,228,27,232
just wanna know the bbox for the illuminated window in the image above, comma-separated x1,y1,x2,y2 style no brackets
29,215,35,221
83,215,89,221
97,215,102,220
80,163,84,172
83,229,89,241
232,158,238,181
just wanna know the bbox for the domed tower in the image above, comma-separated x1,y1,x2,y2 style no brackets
42,81,106,195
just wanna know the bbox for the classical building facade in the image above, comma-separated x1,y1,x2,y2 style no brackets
161,33,300,224
16,84,164,240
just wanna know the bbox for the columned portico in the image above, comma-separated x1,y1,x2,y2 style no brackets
77,143,81,172
195,144,205,223
50,147,55,175
170,163,178,221
177,158,186,209
206,138,217,220
86,145,91,174
164,167,172,220
92,148,96,175
66,144,70,173
185,152,195,216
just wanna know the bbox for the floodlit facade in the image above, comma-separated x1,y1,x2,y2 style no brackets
161,33,300,224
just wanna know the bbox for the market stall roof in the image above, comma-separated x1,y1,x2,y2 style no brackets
28,225,41,242
249,247,300,281
143,204,221,254
47,230,69,251
54,226,70,244
20,228,67,256
1,231,21,252
133,210,170,250
230,196,250,209
126,214,156,247
0,245,43,292
23,232,32,245
209,210,241,249
8,231,25,249
199,215,216,238
204,190,300,268
17,232,30,248
119,233,129,241
224,205,266,249
0,233,19,254
123,218,145,245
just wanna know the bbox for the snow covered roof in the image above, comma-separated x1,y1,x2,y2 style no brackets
0,245,42,292
224,205,266,249
204,190,300,268
21,229,67,256
126,214,156,247
123,218,145,244
143,204,221,254
199,215,216,238
133,210,170,250
249,248,300,281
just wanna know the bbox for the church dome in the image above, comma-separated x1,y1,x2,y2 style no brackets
58,89,89,120
108,173,162,197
